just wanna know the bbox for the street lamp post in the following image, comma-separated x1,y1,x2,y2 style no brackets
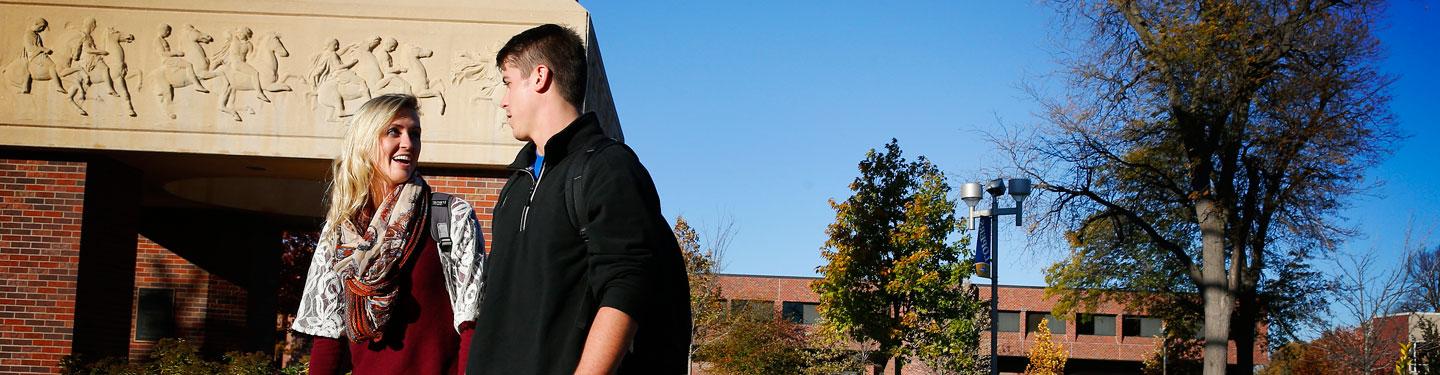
961,178,1029,375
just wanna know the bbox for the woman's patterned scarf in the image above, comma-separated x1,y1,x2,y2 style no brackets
331,175,429,342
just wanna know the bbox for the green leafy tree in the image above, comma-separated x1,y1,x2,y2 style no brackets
802,329,869,375
814,139,985,375
1012,0,1399,373
697,316,808,375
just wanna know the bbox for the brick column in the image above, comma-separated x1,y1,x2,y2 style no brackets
0,159,86,374
73,159,141,361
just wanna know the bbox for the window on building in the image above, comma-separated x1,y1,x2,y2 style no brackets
1077,314,1116,336
782,302,821,325
998,311,1021,332
1123,316,1164,337
1027,313,1066,335
135,288,175,341
729,299,774,321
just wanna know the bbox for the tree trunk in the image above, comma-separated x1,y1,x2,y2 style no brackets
1233,289,1258,375
872,356,888,375
1198,200,1234,375
894,357,903,375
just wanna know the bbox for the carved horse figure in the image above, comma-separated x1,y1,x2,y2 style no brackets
209,27,271,121
179,25,218,80
254,32,300,93
144,23,211,119
93,27,137,116
398,45,445,114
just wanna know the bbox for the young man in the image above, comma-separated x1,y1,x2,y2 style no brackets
467,24,691,375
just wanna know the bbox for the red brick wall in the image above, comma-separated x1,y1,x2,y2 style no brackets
201,275,248,354
128,235,249,361
0,159,86,374
716,274,818,317
977,285,1162,361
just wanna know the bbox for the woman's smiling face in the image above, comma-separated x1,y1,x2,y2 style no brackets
374,109,421,190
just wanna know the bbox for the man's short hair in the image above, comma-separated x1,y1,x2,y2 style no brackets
497,24,587,109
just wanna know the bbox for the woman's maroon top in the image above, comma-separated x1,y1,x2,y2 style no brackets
308,239,474,375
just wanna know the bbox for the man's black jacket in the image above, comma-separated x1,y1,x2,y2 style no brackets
467,113,692,374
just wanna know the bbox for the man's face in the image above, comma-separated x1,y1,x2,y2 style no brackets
500,62,537,142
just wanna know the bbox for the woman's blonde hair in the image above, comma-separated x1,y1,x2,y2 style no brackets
323,94,420,233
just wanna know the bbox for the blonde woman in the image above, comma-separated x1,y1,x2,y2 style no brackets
292,94,484,374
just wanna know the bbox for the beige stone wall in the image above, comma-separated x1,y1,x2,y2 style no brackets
0,0,602,168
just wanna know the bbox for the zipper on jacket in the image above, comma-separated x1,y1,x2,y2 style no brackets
520,166,543,231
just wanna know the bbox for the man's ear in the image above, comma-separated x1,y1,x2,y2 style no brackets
532,65,552,94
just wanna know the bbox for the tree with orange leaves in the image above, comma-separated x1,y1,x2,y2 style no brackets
1024,321,1067,375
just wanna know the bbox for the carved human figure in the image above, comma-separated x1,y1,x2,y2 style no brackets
307,38,371,121
154,24,209,92
3,17,69,95
57,18,109,110
380,37,400,71
147,23,211,120
372,37,406,94
210,27,271,121
308,38,356,87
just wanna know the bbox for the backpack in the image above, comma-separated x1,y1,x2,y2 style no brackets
562,137,622,239
560,138,694,365
493,137,693,363
428,192,455,251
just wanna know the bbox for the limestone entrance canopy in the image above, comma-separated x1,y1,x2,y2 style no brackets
0,0,621,170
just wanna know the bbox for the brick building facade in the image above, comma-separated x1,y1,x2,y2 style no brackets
0,158,87,374
717,273,1269,374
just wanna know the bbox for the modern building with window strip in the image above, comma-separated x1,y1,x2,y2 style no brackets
715,274,1269,374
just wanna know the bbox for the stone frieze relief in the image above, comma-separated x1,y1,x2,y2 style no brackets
5,17,488,123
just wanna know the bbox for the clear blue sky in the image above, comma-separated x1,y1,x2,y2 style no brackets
584,1,1440,290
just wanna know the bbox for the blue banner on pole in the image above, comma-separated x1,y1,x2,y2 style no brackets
975,216,992,278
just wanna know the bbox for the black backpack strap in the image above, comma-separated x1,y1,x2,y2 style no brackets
429,192,454,251
495,171,523,212
564,137,621,243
